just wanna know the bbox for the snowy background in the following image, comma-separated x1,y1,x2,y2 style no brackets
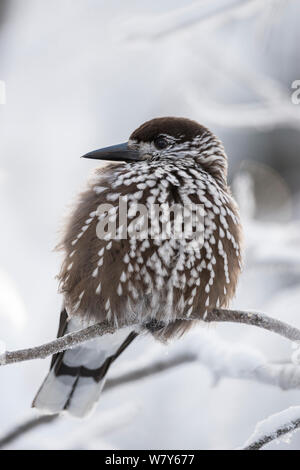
0,0,300,450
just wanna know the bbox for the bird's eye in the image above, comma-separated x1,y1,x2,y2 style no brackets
154,136,168,150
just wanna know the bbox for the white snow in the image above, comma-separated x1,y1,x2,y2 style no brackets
0,270,27,329
243,406,300,449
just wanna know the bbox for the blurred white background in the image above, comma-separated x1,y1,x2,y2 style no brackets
0,0,300,450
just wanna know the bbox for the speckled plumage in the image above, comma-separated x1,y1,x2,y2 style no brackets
33,117,243,417
57,117,242,340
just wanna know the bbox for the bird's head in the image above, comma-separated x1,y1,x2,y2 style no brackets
82,117,228,185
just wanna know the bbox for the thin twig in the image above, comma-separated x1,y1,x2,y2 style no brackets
1,309,300,367
0,415,58,448
1,308,300,448
3,350,300,449
0,351,195,448
244,418,300,450
2,337,300,449
206,309,300,342
105,351,197,390
2,322,116,366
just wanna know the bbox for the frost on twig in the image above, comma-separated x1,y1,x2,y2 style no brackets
1,308,300,367
242,406,300,450
1,308,300,449
2,322,300,449
2,322,116,366
206,309,300,342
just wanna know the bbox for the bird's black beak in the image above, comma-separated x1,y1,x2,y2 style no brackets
81,142,141,162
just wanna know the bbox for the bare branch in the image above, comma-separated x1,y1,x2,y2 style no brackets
1,309,300,367
0,415,58,448
205,309,300,342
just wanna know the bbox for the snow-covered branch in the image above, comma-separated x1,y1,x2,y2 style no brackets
2,336,300,449
108,334,300,393
2,306,300,449
1,308,300,367
206,309,300,342
242,407,300,450
1,322,115,366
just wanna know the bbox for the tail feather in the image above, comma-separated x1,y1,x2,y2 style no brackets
32,309,137,417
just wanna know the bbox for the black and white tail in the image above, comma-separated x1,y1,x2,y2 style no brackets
32,309,138,418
